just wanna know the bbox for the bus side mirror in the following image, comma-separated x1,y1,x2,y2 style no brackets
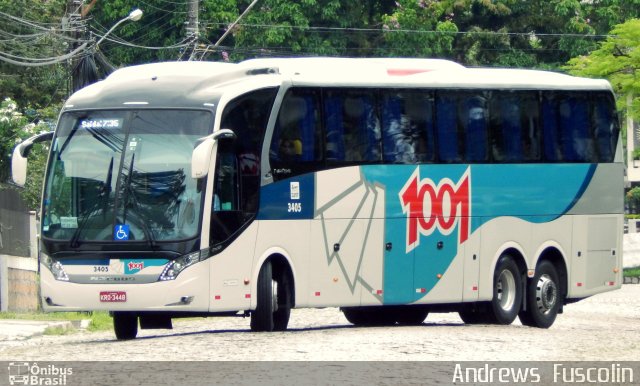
191,129,236,179
12,131,54,187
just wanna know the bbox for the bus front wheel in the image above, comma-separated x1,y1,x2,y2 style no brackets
113,312,138,340
251,260,291,332
519,260,561,329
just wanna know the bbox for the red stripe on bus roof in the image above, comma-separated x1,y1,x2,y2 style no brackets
387,69,433,76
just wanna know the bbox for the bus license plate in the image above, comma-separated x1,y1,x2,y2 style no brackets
100,291,127,302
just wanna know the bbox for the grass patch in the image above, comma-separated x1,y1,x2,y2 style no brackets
624,267,640,277
86,312,112,332
0,312,91,321
43,324,76,336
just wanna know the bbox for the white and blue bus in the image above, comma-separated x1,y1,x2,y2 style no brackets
13,58,623,339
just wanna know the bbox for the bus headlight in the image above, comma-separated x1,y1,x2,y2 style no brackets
159,251,201,281
42,254,69,282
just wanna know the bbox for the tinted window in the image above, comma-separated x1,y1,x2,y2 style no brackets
269,89,322,180
592,95,619,162
324,90,381,163
212,88,277,246
542,92,617,163
489,91,540,162
436,91,489,163
381,91,435,163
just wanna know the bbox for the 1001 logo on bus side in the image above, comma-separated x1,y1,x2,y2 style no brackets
399,167,471,253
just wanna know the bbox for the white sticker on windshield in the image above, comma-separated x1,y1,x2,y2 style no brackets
60,217,78,229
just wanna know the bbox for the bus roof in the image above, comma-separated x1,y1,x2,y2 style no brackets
64,58,612,110
242,57,611,90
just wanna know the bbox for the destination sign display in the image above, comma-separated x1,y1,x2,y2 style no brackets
80,119,123,129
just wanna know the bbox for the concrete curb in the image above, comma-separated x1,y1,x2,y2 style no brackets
623,276,640,284
0,319,90,341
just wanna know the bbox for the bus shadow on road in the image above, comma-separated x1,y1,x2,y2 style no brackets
87,321,467,343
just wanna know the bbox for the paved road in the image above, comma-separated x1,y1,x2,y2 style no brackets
1,285,638,362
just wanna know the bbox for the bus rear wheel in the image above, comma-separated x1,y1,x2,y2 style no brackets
395,307,429,325
342,307,396,326
486,255,523,325
113,312,138,340
458,306,490,324
519,260,561,329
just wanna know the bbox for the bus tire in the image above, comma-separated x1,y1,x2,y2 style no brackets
395,307,429,325
342,308,368,325
113,312,138,340
486,255,522,325
342,307,396,326
519,260,561,329
251,260,292,332
458,307,490,324
273,268,292,331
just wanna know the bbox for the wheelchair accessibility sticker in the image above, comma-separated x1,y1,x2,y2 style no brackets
114,224,130,241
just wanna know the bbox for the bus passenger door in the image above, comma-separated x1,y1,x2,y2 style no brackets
208,88,277,312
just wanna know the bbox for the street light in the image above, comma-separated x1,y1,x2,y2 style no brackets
95,9,143,48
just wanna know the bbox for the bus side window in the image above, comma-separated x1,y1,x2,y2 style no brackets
381,91,435,164
324,94,345,161
490,91,540,162
592,95,618,163
270,89,321,180
324,90,381,163
462,94,488,162
560,95,594,162
542,94,562,162
436,93,461,163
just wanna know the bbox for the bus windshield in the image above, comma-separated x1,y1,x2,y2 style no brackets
42,109,212,243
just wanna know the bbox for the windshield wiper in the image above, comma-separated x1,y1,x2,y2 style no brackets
121,154,157,249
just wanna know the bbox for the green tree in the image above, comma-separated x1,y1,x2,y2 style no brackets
583,0,640,36
230,0,393,58
565,19,640,119
381,0,457,58
447,0,599,67
0,0,68,110
89,0,237,65
0,97,52,209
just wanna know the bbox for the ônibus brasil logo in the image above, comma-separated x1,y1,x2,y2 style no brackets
399,167,471,253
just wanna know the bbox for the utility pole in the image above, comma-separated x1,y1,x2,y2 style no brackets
186,0,199,39
65,0,83,93
184,0,199,60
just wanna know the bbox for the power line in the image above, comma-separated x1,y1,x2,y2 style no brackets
0,42,88,67
92,33,192,50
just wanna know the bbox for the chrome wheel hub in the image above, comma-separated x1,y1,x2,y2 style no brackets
497,269,516,311
536,274,557,315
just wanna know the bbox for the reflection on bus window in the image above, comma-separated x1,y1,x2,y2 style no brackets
324,90,381,163
490,91,540,162
381,91,435,164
